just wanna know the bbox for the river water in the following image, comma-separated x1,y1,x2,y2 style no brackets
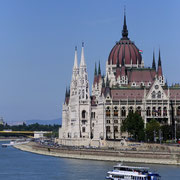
0,141,180,180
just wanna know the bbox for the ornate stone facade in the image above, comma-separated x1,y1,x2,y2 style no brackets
59,14,180,142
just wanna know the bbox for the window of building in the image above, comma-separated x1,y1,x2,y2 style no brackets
106,126,110,132
152,91,156,98
157,91,161,98
82,89,85,99
163,107,167,116
91,112,95,119
114,120,118,124
82,127,86,133
106,120,110,124
146,107,151,116
129,106,133,114
158,107,161,116
152,107,156,116
82,110,86,119
113,106,118,116
121,107,126,117
136,106,141,116
114,126,118,132
106,106,111,117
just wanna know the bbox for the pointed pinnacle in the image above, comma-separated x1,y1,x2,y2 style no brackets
98,61,101,75
152,51,156,69
158,49,161,66
122,9,128,39
94,62,97,76
80,43,85,66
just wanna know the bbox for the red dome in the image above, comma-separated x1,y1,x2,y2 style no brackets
108,14,142,66
108,39,142,65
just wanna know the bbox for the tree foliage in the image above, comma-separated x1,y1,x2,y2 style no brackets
160,124,172,141
146,119,160,142
121,112,145,141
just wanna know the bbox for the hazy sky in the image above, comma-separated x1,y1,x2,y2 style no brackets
0,0,180,123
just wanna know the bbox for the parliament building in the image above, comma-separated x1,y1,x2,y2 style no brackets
58,13,180,145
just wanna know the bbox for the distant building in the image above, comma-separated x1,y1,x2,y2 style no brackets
0,117,4,125
58,13,180,145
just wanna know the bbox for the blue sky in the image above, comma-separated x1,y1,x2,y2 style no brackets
0,0,180,123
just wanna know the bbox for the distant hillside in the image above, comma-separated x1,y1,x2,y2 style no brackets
25,118,61,125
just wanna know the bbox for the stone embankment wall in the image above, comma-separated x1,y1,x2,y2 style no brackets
14,142,180,165
57,138,180,153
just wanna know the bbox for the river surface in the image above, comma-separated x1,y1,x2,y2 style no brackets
0,141,180,180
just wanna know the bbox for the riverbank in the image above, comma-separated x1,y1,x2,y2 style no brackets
14,142,180,165
0,137,19,141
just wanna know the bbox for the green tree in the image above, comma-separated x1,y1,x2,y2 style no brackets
161,124,172,142
146,119,160,142
121,112,145,141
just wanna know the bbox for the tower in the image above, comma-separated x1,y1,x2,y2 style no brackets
92,61,102,97
70,46,79,96
77,43,91,138
157,49,165,85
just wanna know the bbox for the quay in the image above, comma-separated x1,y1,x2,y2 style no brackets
14,142,180,165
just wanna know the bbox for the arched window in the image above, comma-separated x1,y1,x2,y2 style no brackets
91,112,95,119
177,106,180,116
114,106,118,117
158,107,161,116
163,107,167,116
82,127,86,133
82,110,86,119
82,89,85,99
106,107,110,117
106,126,110,132
157,91,161,98
114,126,118,132
121,107,126,117
152,91,156,98
146,107,151,116
152,107,156,116
129,106,133,114
136,106,141,116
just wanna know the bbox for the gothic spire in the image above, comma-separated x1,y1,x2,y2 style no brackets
94,62,97,76
158,49,161,66
157,48,163,77
152,51,156,69
98,61,101,75
80,42,85,66
122,8,128,39
73,46,78,69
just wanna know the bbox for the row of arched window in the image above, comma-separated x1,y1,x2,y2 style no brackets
105,106,180,117
85,106,180,119
106,106,142,117
146,107,167,116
